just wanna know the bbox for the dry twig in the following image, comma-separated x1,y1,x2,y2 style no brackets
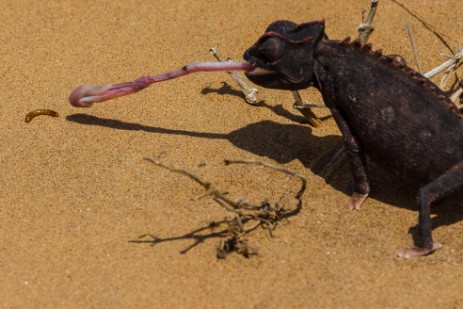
424,48,463,79
358,0,379,45
141,155,307,259
450,80,463,109
209,47,258,104
292,90,323,127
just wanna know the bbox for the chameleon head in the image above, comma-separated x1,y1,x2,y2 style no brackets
243,20,325,90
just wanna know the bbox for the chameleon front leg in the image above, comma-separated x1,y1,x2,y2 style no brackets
397,160,463,258
330,107,370,210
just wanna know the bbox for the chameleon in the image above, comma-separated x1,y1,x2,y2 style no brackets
243,20,463,258
68,19,463,258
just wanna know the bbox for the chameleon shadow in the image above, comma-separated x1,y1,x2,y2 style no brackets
66,113,463,234
201,83,329,125
66,113,340,167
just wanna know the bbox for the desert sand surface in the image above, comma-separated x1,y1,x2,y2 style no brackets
1,0,463,308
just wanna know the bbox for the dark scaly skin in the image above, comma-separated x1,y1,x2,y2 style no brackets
243,20,463,257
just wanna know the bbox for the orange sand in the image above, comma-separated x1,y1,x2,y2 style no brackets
1,1,463,307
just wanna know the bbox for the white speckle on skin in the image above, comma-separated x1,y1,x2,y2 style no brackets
381,106,395,123
420,130,432,139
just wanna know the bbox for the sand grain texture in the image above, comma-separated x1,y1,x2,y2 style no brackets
1,1,463,308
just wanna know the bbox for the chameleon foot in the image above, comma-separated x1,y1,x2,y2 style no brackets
396,242,443,259
347,192,368,210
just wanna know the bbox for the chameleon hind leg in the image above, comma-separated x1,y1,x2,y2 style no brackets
397,160,463,258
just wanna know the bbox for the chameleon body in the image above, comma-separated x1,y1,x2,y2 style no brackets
243,20,463,257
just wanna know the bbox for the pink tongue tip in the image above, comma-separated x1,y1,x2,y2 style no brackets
69,84,112,107
69,85,91,107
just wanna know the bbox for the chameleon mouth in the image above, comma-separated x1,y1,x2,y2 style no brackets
245,67,276,76
245,65,302,82
244,64,308,90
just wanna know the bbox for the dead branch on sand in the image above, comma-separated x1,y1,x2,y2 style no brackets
136,155,307,259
